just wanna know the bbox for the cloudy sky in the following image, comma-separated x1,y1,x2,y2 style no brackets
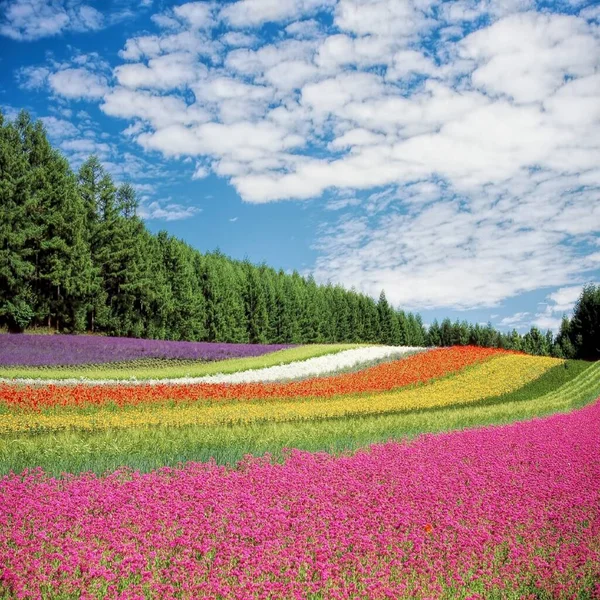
1,0,598,331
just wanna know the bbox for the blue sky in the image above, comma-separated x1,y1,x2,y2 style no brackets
0,0,598,331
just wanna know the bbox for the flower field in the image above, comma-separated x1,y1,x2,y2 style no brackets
0,335,599,598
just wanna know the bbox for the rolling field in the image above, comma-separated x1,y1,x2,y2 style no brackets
0,335,599,599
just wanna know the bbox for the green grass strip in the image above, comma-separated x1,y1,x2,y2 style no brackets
0,344,362,381
1,360,596,477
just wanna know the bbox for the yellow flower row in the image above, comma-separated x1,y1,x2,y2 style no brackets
0,355,560,434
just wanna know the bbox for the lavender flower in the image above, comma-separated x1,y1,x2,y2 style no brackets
0,334,293,366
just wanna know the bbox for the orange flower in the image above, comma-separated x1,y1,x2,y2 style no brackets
423,523,434,535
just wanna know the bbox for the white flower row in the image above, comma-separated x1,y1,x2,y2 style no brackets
188,345,425,384
2,346,426,386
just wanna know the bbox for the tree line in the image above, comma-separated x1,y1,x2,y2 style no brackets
0,111,598,359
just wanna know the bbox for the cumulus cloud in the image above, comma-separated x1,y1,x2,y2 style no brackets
48,68,108,99
0,0,104,40
17,53,111,100
101,88,210,129
115,52,206,90
221,0,336,27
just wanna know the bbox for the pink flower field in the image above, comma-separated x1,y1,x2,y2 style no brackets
1,401,599,599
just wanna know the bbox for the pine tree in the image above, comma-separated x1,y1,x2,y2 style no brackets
377,291,397,345
523,327,545,356
396,310,409,345
77,156,108,331
440,318,453,346
243,260,269,343
300,276,323,343
405,313,424,346
569,285,600,359
0,112,35,331
428,320,442,346
554,315,575,359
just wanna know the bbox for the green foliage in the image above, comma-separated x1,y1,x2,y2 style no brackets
569,284,600,359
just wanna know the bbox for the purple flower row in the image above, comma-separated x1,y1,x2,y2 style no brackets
1,401,599,598
0,334,294,366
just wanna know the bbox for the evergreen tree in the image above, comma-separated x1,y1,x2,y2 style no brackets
158,235,206,340
522,327,548,356
427,319,442,347
408,314,426,346
0,112,35,331
569,284,600,359
377,291,396,345
77,156,108,331
300,276,323,343
512,329,523,351
554,316,575,359
396,310,409,345
440,318,453,346
243,260,269,343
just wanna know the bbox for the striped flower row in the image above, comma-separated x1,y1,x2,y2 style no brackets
0,346,501,411
0,354,559,432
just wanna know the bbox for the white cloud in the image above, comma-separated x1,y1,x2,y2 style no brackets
528,282,592,332
119,29,217,61
0,0,104,40
461,12,600,103
115,52,206,90
139,199,200,221
221,31,258,47
60,137,112,157
191,76,274,122
101,88,210,129
192,164,209,179
16,65,51,89
221,0,336,27
531,305,563,332
151,13,180,29
174,2,216,29
285,18,323,38
40,116,79,138
500,312,530,326
311,194,600,310
547,285,586,314
333,0,434,38
71,5,103,32
48,68,108,99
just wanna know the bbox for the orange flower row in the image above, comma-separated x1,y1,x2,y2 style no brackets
0,346,506,411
